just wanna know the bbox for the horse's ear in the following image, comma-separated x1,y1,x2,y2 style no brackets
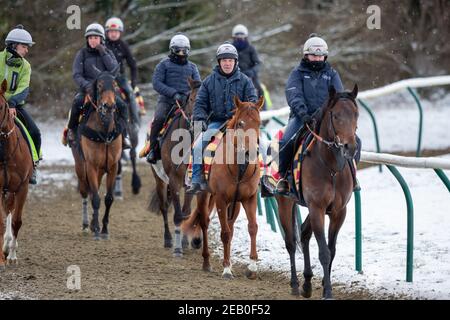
233,95,242,109
0,79,7,95
329,85,336,99
351,84,358,99
256,95,265,110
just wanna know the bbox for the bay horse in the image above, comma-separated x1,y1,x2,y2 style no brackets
71,67,123,240
183,96,264,279
275,85,359,299
149,78,202,256
0,79,33,269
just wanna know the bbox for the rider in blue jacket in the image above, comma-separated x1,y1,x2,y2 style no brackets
186,43,257,194
277,34,344,194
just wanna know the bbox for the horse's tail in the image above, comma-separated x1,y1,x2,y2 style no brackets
148,184,171,214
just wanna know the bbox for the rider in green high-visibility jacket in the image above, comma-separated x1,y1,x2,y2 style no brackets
0,25,41,184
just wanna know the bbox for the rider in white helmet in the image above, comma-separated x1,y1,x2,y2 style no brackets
277,33,345,194
186,42,257,194
0,25,41,184
231,24,265,109
146,33,201,163
104,17,140,124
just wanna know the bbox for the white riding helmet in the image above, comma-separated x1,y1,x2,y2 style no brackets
85,23,105,40
303,35,328,56
5,25,34,47
105,17,124,32
216,43,238,60
169,34,190,49
232,24,248,38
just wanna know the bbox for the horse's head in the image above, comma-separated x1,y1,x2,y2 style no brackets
228,95,264,158
319,84,359,163
92,65,119,131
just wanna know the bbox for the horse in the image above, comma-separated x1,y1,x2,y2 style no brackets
114,88,142,199
275,85,359,299
183,95,265,279
70,67,123,240
148,78,202,256
0,79,33,269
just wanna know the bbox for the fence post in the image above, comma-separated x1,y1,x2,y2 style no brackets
257,191,263,216
354,189,362,273
269,197,285,239
434,169,450,192
406,87,423,157
264,198,277,232
357,99,382,172
386,165,414,282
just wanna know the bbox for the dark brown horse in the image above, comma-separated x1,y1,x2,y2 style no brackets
0,79,33,269
71,69,123,240
149,78,202,256
183,96,264,279
275,85,359,299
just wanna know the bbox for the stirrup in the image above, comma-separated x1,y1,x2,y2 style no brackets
276,178,290,195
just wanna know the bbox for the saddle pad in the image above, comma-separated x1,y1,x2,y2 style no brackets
15,118,39,162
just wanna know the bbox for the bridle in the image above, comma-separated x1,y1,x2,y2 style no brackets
0,95,15,139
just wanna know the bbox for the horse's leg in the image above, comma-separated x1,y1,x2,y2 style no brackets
87,165,101,240
181,192,193,250
300,214,314,298
101,163,118,239
276,196,300,295
114,160,123,200
309,205,332,299
196,192,212,271
327,207,347,280
241,194,259,280
7,187,27,265
0,202,7,270
216,197,233,279
130,138,141,195
153,172,172,248
171,180,185,257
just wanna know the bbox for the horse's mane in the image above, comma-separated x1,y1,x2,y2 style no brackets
191,80,202,89
314,91,357,133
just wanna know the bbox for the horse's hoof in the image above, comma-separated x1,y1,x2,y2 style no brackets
0,264,5,272
93,232,101,241
301,288,312,299
173,248,183,258
245,269,257,280
101,233,110,240
202,264,212,272
291,287,300,296
164,239,173,248
191,237,202,249
222,273,234,280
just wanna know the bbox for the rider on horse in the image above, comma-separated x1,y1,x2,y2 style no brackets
146,34,201,164
232,24,265,110
0,25,41,184
66,23,130,149
277,34,344,194
186,43,257,194
104,17,140,126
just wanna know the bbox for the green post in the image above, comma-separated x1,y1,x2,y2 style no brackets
434,169,450,193
272,116,287,127
264,198,277,232
357,99,382,172
257,191,263,216
386,165,414,282
269,197,285,239
407,87,423,157
354,189,362,273
295,205,302,225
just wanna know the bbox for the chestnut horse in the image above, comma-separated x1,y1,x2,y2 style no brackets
276,85,359,299
71,69,123,240
183,96,264,279
0,79,33,269
149,78,202,256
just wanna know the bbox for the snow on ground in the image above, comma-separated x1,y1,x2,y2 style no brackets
209,160,450,299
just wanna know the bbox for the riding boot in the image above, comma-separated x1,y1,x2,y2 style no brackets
29,162,38,185
122,128,131,150
146,118,164,164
